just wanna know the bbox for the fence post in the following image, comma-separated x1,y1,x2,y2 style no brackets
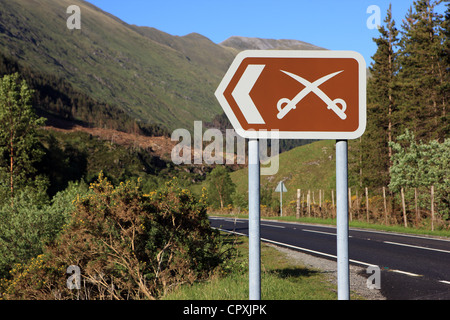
414,188,419,226
319,189,322,217
431,185,435,231
302,193,304,209
296,189,301,219
356,189,359,212
331,189,335,217
382,186,388,225
401,187,407,228
365,187,369,223
307,190,311,217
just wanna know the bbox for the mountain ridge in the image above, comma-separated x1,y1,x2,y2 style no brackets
220,36,325,51
0,0,326,134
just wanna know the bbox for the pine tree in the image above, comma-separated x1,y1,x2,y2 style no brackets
351,4,399,188
396,0,448,141
0,73,46,205
441,2,450,135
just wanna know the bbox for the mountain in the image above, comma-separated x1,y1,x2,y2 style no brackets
0,0,325,134
129,27,236,79
220,36,324,51
0,0,234,132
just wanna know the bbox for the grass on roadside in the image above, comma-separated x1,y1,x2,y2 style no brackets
163,233,339,300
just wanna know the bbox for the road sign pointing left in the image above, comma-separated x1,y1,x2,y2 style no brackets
215,50,366,140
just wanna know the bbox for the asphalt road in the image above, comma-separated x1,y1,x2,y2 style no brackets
209,217,450,300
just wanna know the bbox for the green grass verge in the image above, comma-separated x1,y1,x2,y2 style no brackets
163,234,344,300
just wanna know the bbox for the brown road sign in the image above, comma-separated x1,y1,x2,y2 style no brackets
215,50,366,139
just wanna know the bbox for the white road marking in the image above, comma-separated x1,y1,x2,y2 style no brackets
383,241,450,254
439,280,450,285
260,237,373,267
350,228,450,243
303,229,336,236
390,269,422,277
302,229,353,238
261,223,285,229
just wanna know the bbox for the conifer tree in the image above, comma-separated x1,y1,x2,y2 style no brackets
396,0,448,141
441,2,450,135
0,73,45,205
351,4,399,188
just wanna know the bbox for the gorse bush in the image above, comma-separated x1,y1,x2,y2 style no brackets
0,174,234,299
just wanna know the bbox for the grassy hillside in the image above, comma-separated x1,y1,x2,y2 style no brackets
0,0,333,135
230,140,336,210
0,0,234,131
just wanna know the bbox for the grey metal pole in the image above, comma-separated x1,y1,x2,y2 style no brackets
248,139,261,300
280,187,283,217
336,139,350,300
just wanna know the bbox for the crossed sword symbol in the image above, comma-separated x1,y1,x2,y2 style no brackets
277,70,347,120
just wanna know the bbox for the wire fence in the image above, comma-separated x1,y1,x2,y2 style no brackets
285,186,448,231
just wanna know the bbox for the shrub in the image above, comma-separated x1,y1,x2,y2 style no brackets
1,174,233,299
0,181,87,278
389,130,450,220
206,166,235,209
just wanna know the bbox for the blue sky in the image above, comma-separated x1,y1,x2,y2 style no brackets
85,1,447,66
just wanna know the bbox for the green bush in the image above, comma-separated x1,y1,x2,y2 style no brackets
1,174,234,299
389,130,450,220
206,166,236,209
0,181,89,278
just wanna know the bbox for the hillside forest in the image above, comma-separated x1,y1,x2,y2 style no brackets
0,1,448,300
348,2,448,227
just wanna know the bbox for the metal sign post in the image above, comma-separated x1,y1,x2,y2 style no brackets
215,50,366,301
248,139,261,300
275,181,287,217
336,139,350,300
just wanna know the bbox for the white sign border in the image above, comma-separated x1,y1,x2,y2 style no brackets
215,50,367,140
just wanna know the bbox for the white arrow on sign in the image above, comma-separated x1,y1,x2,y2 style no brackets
231,64,266,124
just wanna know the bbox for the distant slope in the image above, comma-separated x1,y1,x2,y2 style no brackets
129,27,235,78
0,0,233,131
230,140,336,208
220,36,325,51
0,0,327,134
